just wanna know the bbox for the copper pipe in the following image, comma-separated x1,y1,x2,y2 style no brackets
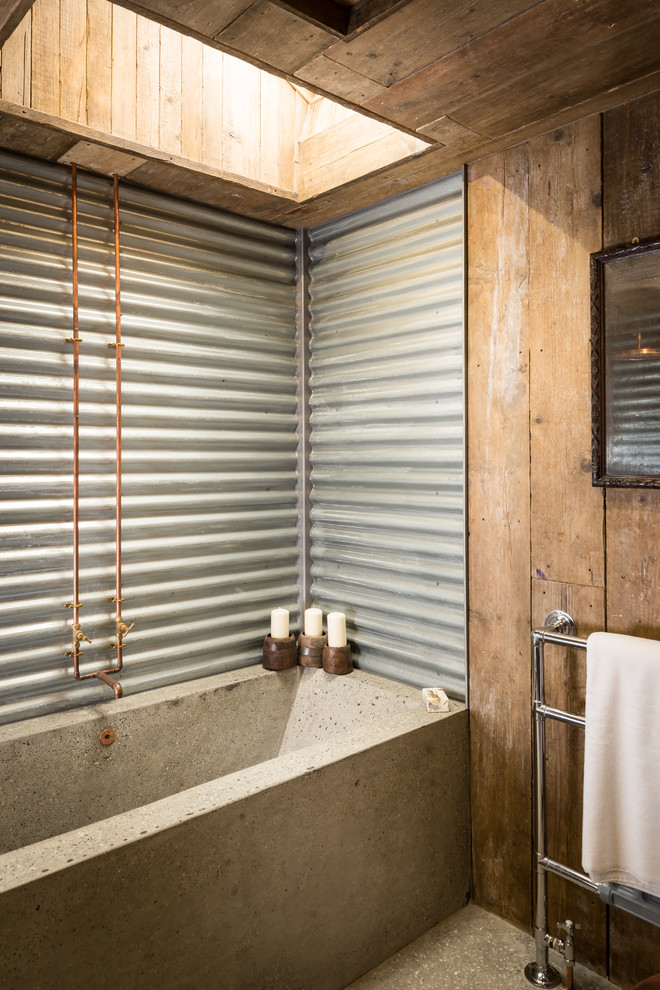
112,172,124,673
95,670,123,699
68,163,84,680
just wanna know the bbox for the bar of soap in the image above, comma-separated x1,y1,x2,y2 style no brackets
422,688,450,713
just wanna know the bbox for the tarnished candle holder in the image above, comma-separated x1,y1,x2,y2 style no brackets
297,633,327,668
262,634,297,671
322,643,353,675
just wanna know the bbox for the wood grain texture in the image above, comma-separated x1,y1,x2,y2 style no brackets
86,0,112,132
136,14,160,148
0,7,30,104
127,0,253,38
158,23,182,154
111,3,137,139
467,144,533,927
222,52,260,180
181,34,203,160
528,120,604,588
417,115,485,151
201,42,222,167
217,0,334,73
363,0,660,133
325,0,539,87
31,0,60,116
60,0,87,123
294,52,386,105
0,108,75,158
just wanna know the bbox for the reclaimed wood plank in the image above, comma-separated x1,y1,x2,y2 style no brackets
86,0,112,133
363,0,660,132
181,33,203,160
158,23,182,155
326,0,538,87
59,0,86,124
299,127,426,199
0,7,30,105
417,116,485,152
467,144,533,928
298,112,391,172
111,4,137,140
0,108,75,158
136,14,160,149
528,119,604,589
222,51,260,182
122,0,253,39
276,77,296,192
294,52,386,105
31,0,60,116
259,68,280,188
201,43,222,168
217,0,334,74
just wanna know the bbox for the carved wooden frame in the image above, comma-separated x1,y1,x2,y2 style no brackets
591,235,660,488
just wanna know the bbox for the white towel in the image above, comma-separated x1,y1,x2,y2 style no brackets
582,631,660,898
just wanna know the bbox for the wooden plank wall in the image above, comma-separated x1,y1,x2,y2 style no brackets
0,0,299,191
468,92,660,989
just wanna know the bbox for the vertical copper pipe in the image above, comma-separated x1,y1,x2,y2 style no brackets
113,173,123,672
71,163,81,679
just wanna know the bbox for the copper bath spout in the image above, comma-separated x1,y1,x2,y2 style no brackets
94,670,123,699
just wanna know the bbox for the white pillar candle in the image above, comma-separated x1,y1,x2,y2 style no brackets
270,607,289,639
327,611,347,648
304,607,323,637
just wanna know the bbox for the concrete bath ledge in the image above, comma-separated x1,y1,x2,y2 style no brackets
1,665,469,990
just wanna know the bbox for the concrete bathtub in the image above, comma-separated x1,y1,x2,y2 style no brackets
0,666,469,990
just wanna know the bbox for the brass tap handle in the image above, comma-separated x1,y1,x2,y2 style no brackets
116,619,134,640
73,624,93,645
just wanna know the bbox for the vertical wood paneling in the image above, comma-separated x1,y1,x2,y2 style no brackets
31,0,60,116
60,0,86,123
277,78,296,193
1,9,31,105
158,23,182,156
86,0,112,133
136,14,159,149
527,119,608,975
201,44,223,168
111,3,136,140
223,53,260,179
602,91,660,990
529,120,604,589
467,144,532,926
260,73,279,188
181,34,203,161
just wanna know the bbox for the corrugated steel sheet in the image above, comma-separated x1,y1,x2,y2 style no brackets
307,176,465,697
0,151,298,724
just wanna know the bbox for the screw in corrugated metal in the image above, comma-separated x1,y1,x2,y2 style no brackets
65,166,127,701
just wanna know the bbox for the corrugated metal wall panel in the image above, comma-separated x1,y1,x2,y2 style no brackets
0,151,298,724
307,175,465,698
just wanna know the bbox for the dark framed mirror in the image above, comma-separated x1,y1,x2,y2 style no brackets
591,236,660,487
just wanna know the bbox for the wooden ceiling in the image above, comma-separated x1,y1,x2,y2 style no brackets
0,0,659,226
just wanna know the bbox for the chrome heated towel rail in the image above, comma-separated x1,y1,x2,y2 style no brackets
526,611,660,989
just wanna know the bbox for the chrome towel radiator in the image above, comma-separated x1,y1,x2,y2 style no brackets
526,611,660,988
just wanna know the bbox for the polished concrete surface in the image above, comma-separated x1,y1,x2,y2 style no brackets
347,903,622,990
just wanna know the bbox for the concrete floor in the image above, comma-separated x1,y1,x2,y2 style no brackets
346,904,622,990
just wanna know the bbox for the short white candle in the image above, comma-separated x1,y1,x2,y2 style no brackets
327,611,347,648
304,607,323,637
270,607,289,639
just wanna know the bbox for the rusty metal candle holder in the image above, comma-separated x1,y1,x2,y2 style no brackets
297,633,327,668
322,643,353,675
262,634,298,670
